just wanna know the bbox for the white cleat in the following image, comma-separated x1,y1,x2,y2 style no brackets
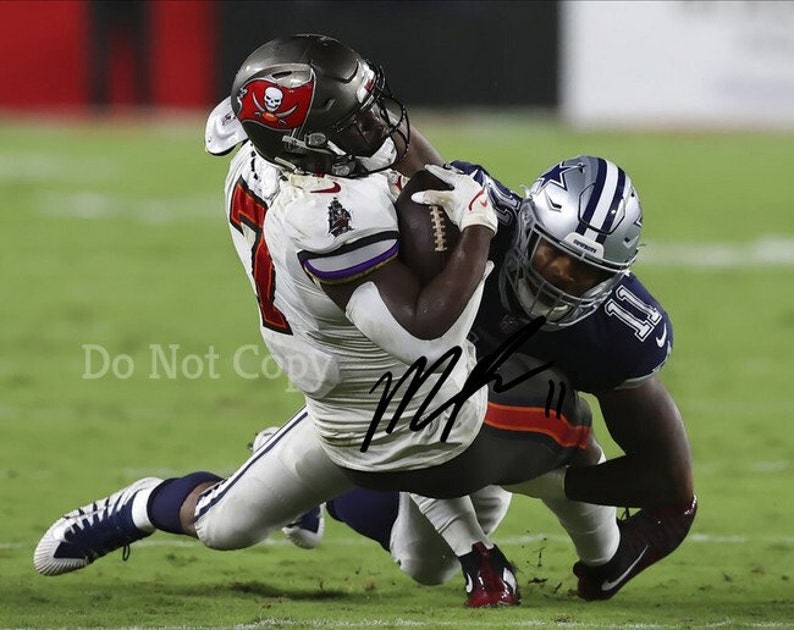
34,477,162,576
281,505,326,549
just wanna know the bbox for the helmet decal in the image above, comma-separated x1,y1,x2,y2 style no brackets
536,161,581,193
236,78,315,130
574,158,628,244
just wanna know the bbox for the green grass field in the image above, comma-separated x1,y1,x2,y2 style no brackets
1,113,793,628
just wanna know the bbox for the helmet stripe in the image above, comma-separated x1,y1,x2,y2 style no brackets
576,157,607,235
595,166,626,244
587,159,619,228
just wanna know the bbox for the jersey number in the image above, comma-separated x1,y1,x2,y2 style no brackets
603,285,661,341
229,178,292,334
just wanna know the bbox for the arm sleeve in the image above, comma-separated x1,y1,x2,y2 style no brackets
288,174,401,284
345,262,493,365
298,232,399,284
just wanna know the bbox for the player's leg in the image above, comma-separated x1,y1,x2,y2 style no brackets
192,410,351,549
571,495,698,601
407,491,518,607
326,485,516,607
326,488,400,551
505,448,621,568
388,492,458,586
34,464,224,576
499,389,690,601
34,476,168,575
250,426,324,549
325,489,459,585
485,357,621,585
34,409,351,575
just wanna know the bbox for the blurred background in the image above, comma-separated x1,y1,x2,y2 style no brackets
4,0,794,127
2,1,793,626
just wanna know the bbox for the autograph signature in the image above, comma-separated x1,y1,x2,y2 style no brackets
360,317,553,453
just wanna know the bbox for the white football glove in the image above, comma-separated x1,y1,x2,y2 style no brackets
410,164,498,234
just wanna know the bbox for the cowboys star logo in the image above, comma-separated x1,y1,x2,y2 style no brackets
536,161,582,193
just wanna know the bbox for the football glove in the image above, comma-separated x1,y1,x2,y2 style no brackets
411,164,498,234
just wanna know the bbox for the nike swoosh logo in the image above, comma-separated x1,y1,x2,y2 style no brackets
655,324,667,348
312,182,341,194
467,189,488,211
464,573,474,594
601,545,649,591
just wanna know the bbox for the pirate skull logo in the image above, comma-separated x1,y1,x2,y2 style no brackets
236,78,314,130
263,87,283,112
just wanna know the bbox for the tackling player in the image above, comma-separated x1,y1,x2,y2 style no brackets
314,155,697,600
33,34,691,608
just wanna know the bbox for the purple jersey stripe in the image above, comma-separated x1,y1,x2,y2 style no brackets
304,241,399,282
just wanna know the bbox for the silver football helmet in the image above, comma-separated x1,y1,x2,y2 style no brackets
501,155,643,328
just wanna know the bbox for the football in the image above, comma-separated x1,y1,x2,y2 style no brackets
396,169,460,285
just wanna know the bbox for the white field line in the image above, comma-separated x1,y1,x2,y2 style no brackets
28,189,794,269
638,236,794,268
122,624,794,630
4,532,793,551
0,154,120,183
106,619,794,630
94,622,794,630
35,190,220,223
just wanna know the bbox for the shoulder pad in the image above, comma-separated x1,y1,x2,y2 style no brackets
281,174,400,283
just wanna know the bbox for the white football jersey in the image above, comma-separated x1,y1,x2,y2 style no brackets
223,144,484,472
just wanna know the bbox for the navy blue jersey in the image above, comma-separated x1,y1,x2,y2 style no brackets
451,160,673,394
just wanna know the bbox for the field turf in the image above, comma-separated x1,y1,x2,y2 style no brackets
1,113,793,628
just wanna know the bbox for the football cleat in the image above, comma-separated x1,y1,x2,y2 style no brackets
281,505,326,549
460,542,521,607
574,496,698,600
33,477,162,576
249,426,325,549
249,426,279,453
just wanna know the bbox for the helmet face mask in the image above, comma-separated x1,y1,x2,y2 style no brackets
504,231,622,326
501,156,643,329
231,35,409,177
328,66,407,155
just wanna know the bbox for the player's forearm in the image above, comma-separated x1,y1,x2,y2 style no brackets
395,127,444,176
579,379,694,508
408,226,493,339
564,453,694,508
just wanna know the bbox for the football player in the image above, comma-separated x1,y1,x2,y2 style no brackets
315,155,697,600
33,34,676,608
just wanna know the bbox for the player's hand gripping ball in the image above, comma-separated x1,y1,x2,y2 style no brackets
396,168,461,286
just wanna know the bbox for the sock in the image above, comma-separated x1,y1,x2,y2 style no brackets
409,494,492,557
144,471,222,535
326,488,400,551
542,495,619,566
508,458,620,566
131,486,157,533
